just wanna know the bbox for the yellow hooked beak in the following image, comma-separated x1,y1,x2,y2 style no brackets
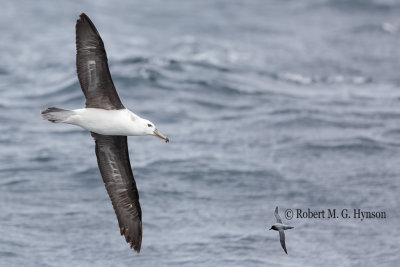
153,129,169,143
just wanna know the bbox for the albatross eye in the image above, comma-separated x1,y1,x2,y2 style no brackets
147,124,152,127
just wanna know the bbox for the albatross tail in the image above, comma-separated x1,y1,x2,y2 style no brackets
41,107,74,123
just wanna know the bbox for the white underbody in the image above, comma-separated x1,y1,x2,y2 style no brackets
65,108,146,136
272,223,293,231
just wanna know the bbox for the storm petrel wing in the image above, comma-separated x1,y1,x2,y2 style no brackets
279,229,287,254
274,206,283,224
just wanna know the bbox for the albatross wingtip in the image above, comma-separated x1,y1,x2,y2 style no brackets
76,13,92,27
131,242,141,253
78,13,89,20
120,221,142,254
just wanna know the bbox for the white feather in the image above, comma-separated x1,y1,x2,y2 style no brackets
65,108,154,136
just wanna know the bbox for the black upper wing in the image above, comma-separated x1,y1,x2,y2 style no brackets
76,13,124,110
92,133,142,252
279,230,287,254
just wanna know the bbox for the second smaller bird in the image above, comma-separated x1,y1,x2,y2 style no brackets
269,206,294,254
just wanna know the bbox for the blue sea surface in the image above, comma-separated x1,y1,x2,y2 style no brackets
0,0,399,266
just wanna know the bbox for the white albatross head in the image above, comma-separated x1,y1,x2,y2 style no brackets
136,117,169,143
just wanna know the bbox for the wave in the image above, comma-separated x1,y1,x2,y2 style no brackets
272,72,371,85
301,137,387,153
272,116,378,129
323,0,400,12
352,22,399,34
27,80,83,106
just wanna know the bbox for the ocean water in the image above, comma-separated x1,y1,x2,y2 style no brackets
0,0,399,266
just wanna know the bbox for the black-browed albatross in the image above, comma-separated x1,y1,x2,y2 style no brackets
41,13,169,253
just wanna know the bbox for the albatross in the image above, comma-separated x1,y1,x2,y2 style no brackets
41,13,169,253
269,207,294,254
